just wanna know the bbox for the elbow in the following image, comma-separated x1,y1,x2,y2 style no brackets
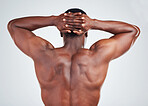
7,19,18,39
7,19,17,31
131,25,141,37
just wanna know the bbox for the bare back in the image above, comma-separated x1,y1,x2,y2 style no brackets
34,47,108,106
7,11,140,106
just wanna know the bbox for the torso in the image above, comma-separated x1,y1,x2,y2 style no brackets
33,47,109,106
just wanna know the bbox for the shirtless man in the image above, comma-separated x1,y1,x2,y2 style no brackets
7,8,140,106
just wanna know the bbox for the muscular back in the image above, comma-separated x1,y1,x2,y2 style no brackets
7,13,140,106
34,47,108,106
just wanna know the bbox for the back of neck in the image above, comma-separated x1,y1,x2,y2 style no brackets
63,36,84,54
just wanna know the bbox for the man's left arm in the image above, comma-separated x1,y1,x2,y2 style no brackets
7,13,70,60
8,16,57,59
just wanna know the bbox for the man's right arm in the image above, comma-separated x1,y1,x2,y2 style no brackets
89,19,140,61
57,13,140,61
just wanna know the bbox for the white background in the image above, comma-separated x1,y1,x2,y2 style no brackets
0,0,148,106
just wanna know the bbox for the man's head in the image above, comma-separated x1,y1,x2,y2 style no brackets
60,8,88,38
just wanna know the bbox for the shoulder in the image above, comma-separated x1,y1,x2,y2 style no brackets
29,36,54,60
88,39,117,62
29,36,54,50
77,48,93,55
89,39,116,51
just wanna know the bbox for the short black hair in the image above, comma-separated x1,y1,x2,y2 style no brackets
60,8,88,37
65,8,87,15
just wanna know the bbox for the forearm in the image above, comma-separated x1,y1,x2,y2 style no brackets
8,15,57,31
90,19,138,35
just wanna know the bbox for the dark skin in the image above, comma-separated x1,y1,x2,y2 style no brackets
7,12,140,106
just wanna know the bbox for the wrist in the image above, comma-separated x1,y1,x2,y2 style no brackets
48,15,58,26
90,19,97,29
90,19,101,30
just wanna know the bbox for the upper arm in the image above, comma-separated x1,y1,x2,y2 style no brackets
7,21,54,59
90,26,140,62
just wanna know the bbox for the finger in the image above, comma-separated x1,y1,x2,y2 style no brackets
61,29,71,33
67,24,82,29
64,15,84,20
63,18,66,22
63,12,85,17
65,24,74,28
62,18,86,24
64,12,82,18
81,17,85,19
63,12,73,18
67,23,85,29
67,23,86,30
72,28,83,34
73,29,84,35
63,17,85,23
74,17,85,20
65,24,82,29
73,12,82,16
64,13,74,18
68,11,72,14
65,16,85,19
67,23,82,26
82,23,85,27
65,19,84,23
64,13,68,16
